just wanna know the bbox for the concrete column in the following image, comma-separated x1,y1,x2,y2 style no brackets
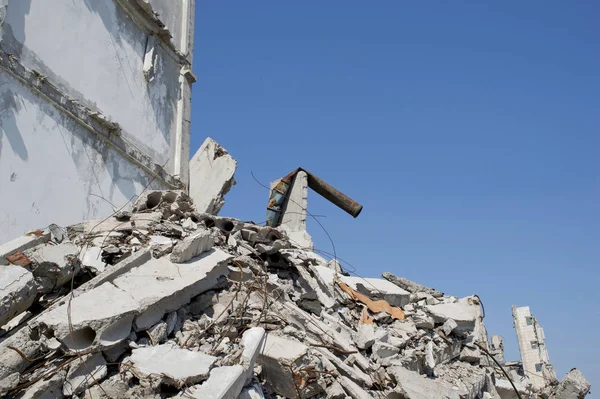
279,171,313,249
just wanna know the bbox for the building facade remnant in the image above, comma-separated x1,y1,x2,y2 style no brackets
512,305,558,391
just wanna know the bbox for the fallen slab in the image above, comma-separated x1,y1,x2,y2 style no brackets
125,342,217,387
0,231,50,266
189,137,237,215
424,297,480,332
342,276,410,308
554,368,591,399
25,242,81,294
184,365,246,399
382,272,444,298
0,266,36,327
240,327,266,384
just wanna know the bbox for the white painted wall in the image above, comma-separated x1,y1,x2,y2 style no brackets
0,70,164,244
0,0,195,243
1,0,182,170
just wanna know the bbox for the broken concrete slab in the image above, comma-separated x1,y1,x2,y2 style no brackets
170,229,214,263
18,369,66,399
389,366,460,399
382,272,444,298
0,266,36,327
424,297,480,332
353,323,375,350
340,375,372,399
184,365,246,399
189,137,237,216
36,281,140,352
0,231,50,266
112,248,232,330
25,242,81,294
258,334,310,398
240,327,266,384
63,352,107,396
554,368,591,399
343,276,411,308
125,342,217,387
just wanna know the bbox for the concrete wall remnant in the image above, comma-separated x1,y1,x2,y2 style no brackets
0,0,196,243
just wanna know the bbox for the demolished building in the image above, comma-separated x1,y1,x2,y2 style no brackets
0,141,591,399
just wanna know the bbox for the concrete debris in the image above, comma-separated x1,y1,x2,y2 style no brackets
63,352,107,396
125,342,216,387
189,137,237,215
0,266,36,327
0,168,590,398
554,368,591,399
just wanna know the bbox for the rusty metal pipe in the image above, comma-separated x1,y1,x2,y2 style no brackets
301,169,363,218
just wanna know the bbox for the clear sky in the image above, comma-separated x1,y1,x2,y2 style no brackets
191,1,599,392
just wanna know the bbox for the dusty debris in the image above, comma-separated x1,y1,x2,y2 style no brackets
0,162,590,399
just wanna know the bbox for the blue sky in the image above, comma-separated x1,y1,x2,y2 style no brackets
191,1,599,392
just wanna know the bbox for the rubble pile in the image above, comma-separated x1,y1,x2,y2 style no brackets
0,190,591,398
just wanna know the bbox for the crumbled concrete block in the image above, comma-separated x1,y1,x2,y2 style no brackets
258,334,310,398
425,298,480,332
316,348,373,388
412,311,435,329
555,368,591,399
436,362,487,399
373,340,400,359
170,229,214,263
325,381,346,399
19,369,66,399
353,324,375,350
0,266,36,327
239,384,266,399
126,342,217,387
63,352,107,396
147,321,168,344
494,378,527,399
459,345,481,364
389,366,460,399
189,138,237,215
0,231,50,266
342,276,410,308
184,365,246,399
340,376,371,399
26,242,81,294
442,318,458,336
240,327,266,384
0,372,19,393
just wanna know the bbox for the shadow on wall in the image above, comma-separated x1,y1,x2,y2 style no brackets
82,0,177,149
0,82,28,161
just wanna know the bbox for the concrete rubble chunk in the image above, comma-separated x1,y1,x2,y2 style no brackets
25,242,81,294
125,342,217,387
340,375,372,399
0,231,50,266
343,276,411,308
0,171,587,399
0,266,36,327
184,365,246,399
382,272,444,297
277,170,314,250
554,368,591,399
424,297,480,332
189,137,237,215
170,229,214,263
63,352,107,396
389,366,460,399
